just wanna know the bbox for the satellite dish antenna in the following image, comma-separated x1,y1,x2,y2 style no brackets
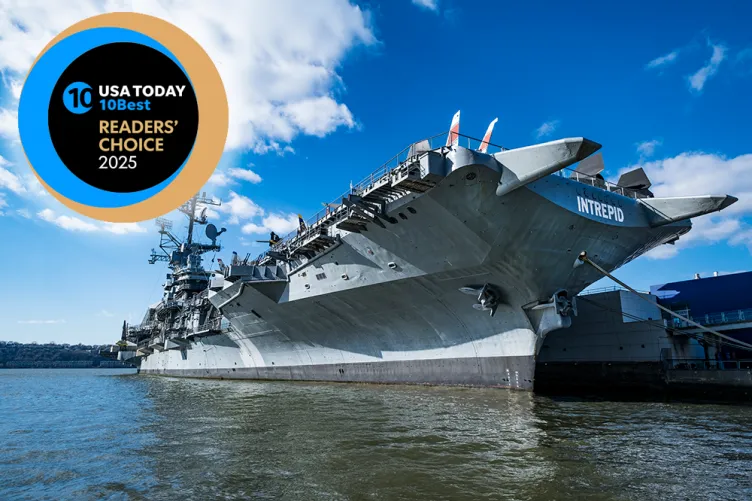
205,224,226,245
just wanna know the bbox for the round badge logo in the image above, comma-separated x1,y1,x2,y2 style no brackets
18,13,228,222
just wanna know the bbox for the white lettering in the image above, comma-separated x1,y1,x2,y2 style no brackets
576,196,626,223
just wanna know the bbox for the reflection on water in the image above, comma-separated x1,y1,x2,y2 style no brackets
1,369,751,500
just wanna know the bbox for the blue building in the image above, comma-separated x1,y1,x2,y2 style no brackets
651,271,752,357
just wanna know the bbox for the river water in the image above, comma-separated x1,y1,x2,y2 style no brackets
1,369,751,500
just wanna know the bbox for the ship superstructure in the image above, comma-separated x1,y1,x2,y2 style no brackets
112,193,229,362
114,112,737,390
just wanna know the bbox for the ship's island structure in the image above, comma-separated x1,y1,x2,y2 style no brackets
106,112,737,391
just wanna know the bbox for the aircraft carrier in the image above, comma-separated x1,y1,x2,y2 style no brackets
108,112,737,390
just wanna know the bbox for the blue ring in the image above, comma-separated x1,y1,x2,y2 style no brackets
19,27,196,208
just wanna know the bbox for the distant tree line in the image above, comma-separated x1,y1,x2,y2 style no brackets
0,341,124,367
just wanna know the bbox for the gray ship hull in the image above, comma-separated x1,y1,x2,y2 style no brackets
140,340,536,389
138,151,692,390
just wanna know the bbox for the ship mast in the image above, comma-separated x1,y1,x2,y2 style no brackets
149,192,224,267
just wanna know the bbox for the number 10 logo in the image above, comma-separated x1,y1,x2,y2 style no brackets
63,81,93,114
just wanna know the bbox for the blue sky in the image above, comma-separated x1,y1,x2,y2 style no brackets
0,0,750,344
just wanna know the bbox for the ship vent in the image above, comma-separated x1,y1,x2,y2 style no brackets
316,273,327,280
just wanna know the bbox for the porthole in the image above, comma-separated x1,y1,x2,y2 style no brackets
398,212,407,220
407,207,417,214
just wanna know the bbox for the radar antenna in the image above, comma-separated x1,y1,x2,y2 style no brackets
148,192,226,267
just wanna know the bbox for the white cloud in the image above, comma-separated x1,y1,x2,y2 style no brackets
9,79,22,99
626,151,752,258
635,139,662,158
0,192,6,209
646,50,679,70
241,213,299,236
16,207,31,219
646,216,746,259
0,158,26,194
38,208,99,232
207,171,234,187
36,207,146,234
534,119,559,139
18,319,66,324
240,222,267,234
281,97,355,137
97,309,114,317
0,108,19,141
688,42,726,92
0,0,376,153
102,222,147,234
204,207,220,221
208,166,263,191
636,152,752,214
216,191,264,224
644,245,679,260
412,0,439,11
21,172,48,198
227,167,262,184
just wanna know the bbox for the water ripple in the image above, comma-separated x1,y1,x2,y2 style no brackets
1,370,751,500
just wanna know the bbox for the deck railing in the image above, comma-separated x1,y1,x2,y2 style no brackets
253,131,506,263
669,308,752,328
254,132,643,263
554,167,648,200
579,286,650,296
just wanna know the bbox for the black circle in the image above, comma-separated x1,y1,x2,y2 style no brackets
48,42,198,193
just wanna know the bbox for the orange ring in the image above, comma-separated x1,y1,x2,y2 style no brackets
22,12,228,222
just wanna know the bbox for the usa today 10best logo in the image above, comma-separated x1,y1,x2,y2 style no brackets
19,13,228,222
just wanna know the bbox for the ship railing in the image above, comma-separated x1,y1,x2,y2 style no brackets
665,358,752,370
555,167,648,200
256,131,507,262
669,308,752,329
579,286,650,296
